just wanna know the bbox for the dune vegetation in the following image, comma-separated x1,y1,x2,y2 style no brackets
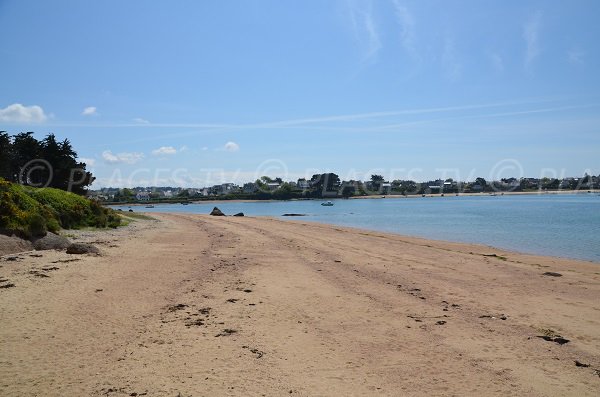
0,178,121,238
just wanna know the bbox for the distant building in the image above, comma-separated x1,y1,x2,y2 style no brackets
211,183,239,195
297,178,310,190
243,182,258,193
136,192,151,201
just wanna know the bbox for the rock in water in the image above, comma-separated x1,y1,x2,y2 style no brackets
32,233,71,251
210,207,225,216
233,212,244,217
66,243,101,255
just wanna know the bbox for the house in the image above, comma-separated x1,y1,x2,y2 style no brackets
266,183,280,191
211,183,239,195
243,182,258,193
297,178,310,190
136,191,151,201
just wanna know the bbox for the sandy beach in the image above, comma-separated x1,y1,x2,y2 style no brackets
1,213,599,396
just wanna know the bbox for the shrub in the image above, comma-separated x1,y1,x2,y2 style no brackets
0,178,121,237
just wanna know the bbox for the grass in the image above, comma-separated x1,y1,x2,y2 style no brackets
119,212,156,221
0,178,122,238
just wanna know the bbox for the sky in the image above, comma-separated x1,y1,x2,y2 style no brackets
1,0,599,188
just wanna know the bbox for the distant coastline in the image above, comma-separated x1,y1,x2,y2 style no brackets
105,189,600,206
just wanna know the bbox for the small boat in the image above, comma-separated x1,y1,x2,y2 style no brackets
181,202,189,205
145,204,155,208
321,201,334,206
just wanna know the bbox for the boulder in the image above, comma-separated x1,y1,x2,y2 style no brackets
32,233,71,251
282,213,306,217
0,234,34,256
233,212,244,217
210,207,225,216
66,243,101,255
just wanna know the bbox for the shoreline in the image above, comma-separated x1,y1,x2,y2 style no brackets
275,216,600,265
103,189,600,206
1,213,599,395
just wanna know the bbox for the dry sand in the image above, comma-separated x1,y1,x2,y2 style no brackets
1,213,599,396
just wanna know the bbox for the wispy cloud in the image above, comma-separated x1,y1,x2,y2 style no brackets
82,106,97,116
346,0,381,63
102,150,144,164
372,103,600,131
49,98,562,135
0,103,47,123
523,11,542,70
152,146,177,156
391,0,418,60
133,117,150,124
441,36,461,81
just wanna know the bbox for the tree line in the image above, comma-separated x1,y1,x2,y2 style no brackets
0,132,94,195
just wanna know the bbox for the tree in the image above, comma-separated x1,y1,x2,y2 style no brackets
370,174,385,192
475,177,487,187
309,173,341,197
341,185,355,198
0,132,11,180
0,132,95,194
11,132,42,185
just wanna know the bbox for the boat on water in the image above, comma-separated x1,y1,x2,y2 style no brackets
321,201,334,206
145,204,155,208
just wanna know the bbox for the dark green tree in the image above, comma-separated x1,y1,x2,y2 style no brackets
0,131,11,180
309,173,341,197
0,132,95,194
370,174,385,192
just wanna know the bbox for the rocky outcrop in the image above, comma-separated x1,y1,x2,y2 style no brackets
32,233,71,251
233,212,244,217
210,207,225,216
66,243,101,255
0,234,34,256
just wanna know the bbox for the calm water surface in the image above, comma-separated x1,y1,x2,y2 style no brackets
113,194,600,262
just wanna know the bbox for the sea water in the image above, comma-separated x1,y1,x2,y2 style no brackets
112,193,600,262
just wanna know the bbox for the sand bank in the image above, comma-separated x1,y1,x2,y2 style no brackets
1,213,599,396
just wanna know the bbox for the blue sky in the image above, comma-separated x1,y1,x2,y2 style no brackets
1,0,598,187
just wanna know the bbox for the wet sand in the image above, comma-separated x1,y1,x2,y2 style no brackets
1,213,599,396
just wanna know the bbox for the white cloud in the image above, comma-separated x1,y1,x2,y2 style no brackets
523,11,542,70
133,117,150,124
78,157,96,166
82,106,97,116
0,103,47,123
152,146,177,156
102,150,144,164
224,141,240,152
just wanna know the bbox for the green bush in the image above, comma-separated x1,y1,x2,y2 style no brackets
0,178,121,237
